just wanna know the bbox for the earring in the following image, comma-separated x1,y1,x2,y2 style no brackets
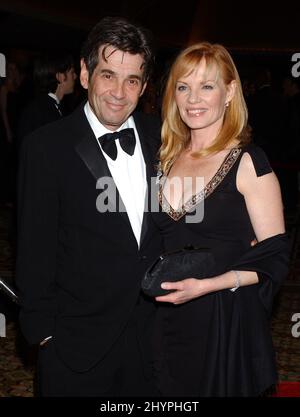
225,102,229,108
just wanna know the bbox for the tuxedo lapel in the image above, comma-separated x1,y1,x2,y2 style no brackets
74,106,132,231
133,113,159,249
75,130,109,183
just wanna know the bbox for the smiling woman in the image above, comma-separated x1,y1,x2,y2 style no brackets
160,42,250,173
150,41,290,397
174,61,235,140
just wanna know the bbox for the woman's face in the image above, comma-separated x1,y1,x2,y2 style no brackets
175,59,235,134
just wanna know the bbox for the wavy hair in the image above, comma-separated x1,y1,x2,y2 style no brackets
160,42,251,172
81,16,155,84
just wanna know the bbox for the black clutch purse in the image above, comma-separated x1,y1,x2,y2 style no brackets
142,246,215,297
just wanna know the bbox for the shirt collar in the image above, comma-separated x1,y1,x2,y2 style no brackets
48,92,60,104
84,101,133,139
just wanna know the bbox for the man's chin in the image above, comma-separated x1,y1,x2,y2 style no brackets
101,116,130,130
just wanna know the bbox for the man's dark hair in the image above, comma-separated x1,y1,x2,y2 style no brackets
81,16,155,83
33,52,74,94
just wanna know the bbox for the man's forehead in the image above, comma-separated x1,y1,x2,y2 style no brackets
98,45,144,68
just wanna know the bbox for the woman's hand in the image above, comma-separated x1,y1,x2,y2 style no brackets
155,269,260,304
155,278,213,305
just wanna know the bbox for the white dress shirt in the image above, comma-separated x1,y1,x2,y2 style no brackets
84,102,147,246
48,92,62,115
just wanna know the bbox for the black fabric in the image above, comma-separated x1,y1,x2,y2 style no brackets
142,247,215,297
244,144,272,177
151,143,290,397
99,128,136,160
231,233,290,317
37,303,159,397
54,100,63,116
17,94,64,150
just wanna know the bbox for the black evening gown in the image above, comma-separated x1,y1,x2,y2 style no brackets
152,144,287,397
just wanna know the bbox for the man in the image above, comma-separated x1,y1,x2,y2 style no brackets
17,52,77,143
16,16,162,396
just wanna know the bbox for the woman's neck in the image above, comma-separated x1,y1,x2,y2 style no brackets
188,119,223,152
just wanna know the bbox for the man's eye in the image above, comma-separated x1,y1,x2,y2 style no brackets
128,79,139,86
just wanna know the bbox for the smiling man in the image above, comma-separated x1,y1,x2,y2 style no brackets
16,16,162,397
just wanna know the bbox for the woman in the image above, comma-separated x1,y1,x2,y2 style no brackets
151,42,290,397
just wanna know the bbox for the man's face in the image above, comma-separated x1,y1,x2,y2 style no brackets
63,67,77,94
80,45,147,131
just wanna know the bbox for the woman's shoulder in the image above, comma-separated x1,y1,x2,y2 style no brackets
238,143,273,177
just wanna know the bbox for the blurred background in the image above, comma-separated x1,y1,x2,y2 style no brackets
1,0,299,84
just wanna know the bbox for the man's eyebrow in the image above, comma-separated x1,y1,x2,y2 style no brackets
128,74,142,81
99,69,114,75
97,69,142,81
100,68,142,80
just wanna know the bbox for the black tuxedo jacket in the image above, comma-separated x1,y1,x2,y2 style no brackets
16,103,163,372
17,94,63,147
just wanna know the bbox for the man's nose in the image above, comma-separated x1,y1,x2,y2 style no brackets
111,80,125,99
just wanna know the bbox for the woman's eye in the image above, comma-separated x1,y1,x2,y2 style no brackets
202,84,214,90
177,85,187,91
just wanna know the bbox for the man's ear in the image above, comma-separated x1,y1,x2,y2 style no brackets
80,59,89,90
139,81,148,97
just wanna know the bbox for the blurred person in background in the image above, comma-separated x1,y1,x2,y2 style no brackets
17,52,77,145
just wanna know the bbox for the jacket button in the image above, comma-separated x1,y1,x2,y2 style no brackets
140,255,147,260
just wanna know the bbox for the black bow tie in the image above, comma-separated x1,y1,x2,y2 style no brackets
98,128,136,160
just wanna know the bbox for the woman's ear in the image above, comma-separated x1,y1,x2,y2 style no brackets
226,80,237,104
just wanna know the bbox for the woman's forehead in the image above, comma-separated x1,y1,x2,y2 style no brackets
180,59,219,82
